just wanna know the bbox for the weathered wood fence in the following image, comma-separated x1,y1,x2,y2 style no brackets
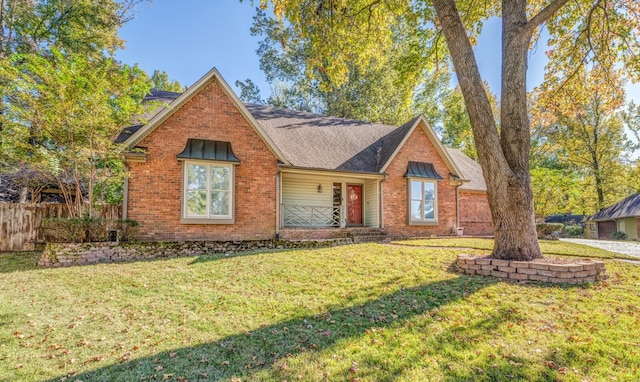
0,203,122,252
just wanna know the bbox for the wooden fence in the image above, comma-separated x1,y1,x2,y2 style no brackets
0,203,122,252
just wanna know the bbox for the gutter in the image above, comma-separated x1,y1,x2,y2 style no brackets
279,165,385,179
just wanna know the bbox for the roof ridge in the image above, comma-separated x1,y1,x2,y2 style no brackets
243,102,400,129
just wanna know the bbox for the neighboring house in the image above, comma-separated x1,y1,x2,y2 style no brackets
116,68,493,241
585,193,640,240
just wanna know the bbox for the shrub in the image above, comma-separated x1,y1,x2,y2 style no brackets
41,217,139,243
611,231,627,240
564,224,584,238
536,223,564,240
84,217,109,242
115,219,139,242
41,218,87,243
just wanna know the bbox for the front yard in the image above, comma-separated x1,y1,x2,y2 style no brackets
1,240,639,381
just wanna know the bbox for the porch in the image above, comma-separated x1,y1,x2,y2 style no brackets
279,169,382,230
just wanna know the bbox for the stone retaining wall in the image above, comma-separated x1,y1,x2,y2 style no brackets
38,238,352,267
457,255,608,284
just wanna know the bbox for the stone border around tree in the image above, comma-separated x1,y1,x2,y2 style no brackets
38,239,353,268
456,255,608,284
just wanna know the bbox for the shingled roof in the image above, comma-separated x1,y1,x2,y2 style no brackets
589,193,640,221
117,70,477,183
114,89,182,144
116,92,480,178
245,104,416,173
446,148,487,191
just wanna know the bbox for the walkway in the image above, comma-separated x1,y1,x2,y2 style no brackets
561,238,640,258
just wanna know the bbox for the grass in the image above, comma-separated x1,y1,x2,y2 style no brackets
393,237,639,260
0,241,638,381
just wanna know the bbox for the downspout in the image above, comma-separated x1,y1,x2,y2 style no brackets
380,175,387,229
122,166,129,220
455,182,460,229
275,168,281,240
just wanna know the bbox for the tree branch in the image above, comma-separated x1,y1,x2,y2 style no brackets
526,0,570,34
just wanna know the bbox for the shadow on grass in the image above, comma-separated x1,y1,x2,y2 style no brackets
0,251,41,273
51,275,498,381
188,247,295,265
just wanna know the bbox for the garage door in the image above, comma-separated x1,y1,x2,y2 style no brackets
597,221,617,239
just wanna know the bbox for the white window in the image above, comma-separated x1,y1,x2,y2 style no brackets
182,161,234,223
409,179,437,224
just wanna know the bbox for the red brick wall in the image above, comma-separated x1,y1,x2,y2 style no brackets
126,80,278,241
459,190,493,235
382,123,458,236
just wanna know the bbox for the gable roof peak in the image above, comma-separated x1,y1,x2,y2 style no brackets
118,67,289,164
378,114,463,179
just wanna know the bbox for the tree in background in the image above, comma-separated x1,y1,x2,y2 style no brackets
531,67,636,212
151,69,184,92
242,6,482,161
237,8,445,125
259,0,640,260
0,0,150,215
1,51,149,216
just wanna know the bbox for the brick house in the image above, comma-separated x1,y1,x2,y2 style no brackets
117,68,493,241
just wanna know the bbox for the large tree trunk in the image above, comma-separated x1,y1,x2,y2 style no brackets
433,0,544,260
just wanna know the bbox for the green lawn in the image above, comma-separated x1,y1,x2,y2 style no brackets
393,237,638,260
1,242,639,381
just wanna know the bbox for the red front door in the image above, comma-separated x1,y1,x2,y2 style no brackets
347,184,363,225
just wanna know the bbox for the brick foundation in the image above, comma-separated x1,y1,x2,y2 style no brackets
456,255,608,284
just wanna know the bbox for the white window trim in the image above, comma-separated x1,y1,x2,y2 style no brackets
181,160,235,224
407,178,438,226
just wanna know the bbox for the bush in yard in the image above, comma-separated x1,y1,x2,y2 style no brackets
41,217,138,243
41,218,88,243
564,224,584,238
536,223,564,240
115,219,139,242
84,217,109,242
611,231,627,240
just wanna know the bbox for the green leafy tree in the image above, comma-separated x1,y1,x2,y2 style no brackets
532,66,635,211
259,0,640,260
0,0,142,58
1,51,149,216
0,0,150,215
244,7,439,124
419,83,499,161
151,69,184,92
530,168,583,217
235,78,265,104
621,101,640,150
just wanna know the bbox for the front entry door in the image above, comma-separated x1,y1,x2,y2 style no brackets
347,184,363,225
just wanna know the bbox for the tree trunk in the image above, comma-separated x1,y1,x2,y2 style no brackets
433,0,543,260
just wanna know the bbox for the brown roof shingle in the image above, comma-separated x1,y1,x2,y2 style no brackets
446,148,487,191
117,90,481,185
590,193,640,221
244,104,411,173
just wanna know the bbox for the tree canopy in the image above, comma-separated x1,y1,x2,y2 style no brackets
0,0,150,215
151,69,184,92
531,65,637,213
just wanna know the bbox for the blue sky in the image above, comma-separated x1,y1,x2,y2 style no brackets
116,1,638,104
